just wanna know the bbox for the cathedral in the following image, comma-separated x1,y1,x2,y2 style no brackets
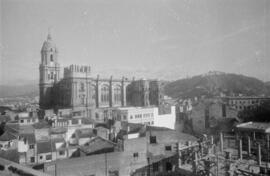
39,33,162,118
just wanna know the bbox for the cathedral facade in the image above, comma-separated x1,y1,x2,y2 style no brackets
39,33,162,118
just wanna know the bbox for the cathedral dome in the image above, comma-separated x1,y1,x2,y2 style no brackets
41,33,58,52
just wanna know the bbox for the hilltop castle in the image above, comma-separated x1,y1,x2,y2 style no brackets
39,33,162,118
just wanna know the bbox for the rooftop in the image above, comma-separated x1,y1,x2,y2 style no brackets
19,133,36,144
76,128,95,138
0,131,17,141
37,138,65,154
32,121,50,129
79,136,117,154
0,157,50,176
236,122,270,133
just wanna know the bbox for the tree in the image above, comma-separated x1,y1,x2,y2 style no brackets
238,100,270,122
0,122,6,136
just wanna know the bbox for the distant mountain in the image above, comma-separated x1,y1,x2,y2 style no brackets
163,71,270,99
2,71,270,99
0,84,38,98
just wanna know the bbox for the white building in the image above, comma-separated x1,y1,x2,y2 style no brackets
113,106,176,129
18,112,39,126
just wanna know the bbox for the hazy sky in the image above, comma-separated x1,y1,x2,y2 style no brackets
0,0,270,85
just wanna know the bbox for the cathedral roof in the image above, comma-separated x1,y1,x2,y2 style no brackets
41,33,58,52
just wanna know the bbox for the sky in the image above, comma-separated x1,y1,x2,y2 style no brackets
0,0,270,85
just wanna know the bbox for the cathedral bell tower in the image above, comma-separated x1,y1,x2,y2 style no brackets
39,32,60,109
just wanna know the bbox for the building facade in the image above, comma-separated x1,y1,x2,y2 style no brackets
222,96,270,111
39,34,162,114
113,106,176,129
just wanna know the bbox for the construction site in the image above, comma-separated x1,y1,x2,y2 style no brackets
177,122,270,176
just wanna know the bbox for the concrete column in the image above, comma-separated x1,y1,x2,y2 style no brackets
200,142,204,157
247,136,251,157
267,135,270,163
220,132,224,153
225,151,231,160
96,77,99,108
238,139,243,160
192,152,198,173
257,143,262,166
179,151,182,166
109,77,113,107
71,82,75,107
210,136,214,145
122,82,127,106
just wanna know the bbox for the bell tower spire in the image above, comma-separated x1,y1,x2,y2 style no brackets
39,30,60,109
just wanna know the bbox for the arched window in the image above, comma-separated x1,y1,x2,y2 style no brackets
50,54,53,62
114,86,121,104
79,83,85,92
79,94,85,105
101,86,109,104
91,85,96,103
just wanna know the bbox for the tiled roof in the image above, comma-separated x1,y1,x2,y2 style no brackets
19,133,35,144
5,123,19,134
95,123,110,129
81,118,95,124
50,127,67,134
0,156,50,176
33,121,50,129
76,128,95,138
0,115,11,122
0,149,19,163
37,140,56,154
80,136,116,154
149,130,198,143
0,131,17,141
0,106,12,113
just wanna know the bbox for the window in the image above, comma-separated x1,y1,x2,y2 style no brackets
80,83,85,92
46,154,52,160
222,104,226,117
114,86,121,104
166,162,173,171
59,150,65,156
20,119,24,123
150,136,157,144
130,115,133,119
29,144,34,149
50,54,53,62
79,94,85,105
39,156,43,160
153,163,159,172
165,145,172,151
50,72,54,79
101,86,109,104
133,152,139,158
91,85,96,102
30,157,35,163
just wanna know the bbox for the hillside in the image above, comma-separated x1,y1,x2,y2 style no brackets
163,71,270,99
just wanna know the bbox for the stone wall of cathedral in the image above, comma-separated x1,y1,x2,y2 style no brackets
54,65,130,109
39,34,161,111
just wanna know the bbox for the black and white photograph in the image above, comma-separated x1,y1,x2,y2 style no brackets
0,0,270,175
